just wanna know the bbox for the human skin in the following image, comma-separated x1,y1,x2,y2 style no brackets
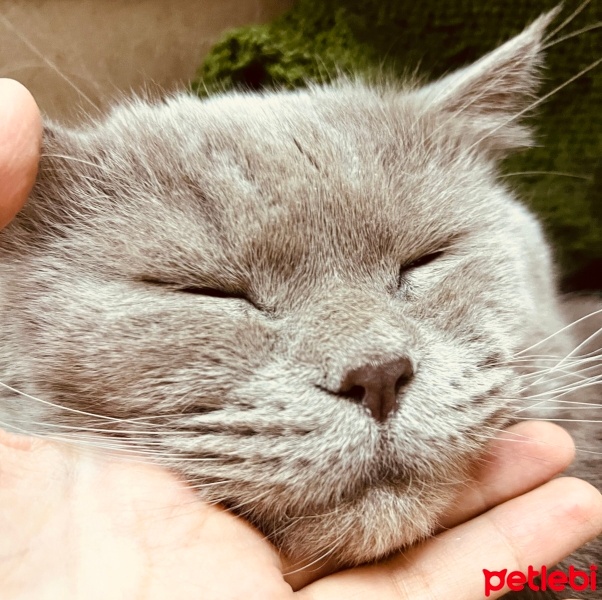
0,79,41,228
0,78,601,600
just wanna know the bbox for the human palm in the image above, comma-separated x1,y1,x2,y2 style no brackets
1,421,599,600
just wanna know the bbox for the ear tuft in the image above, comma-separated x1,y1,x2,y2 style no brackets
415,7,560,154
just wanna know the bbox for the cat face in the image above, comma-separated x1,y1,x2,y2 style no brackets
0,11,569,565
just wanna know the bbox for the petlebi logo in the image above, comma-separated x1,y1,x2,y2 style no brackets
483,564,598,597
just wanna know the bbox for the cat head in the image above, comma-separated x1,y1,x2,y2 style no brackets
0,10,568,565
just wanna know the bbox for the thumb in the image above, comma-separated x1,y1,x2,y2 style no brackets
0,79,42,229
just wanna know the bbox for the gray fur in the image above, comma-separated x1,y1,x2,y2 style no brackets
0,9,599,589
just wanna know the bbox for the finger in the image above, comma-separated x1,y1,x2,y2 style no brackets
0,78,42,228
440,421,575,529
298,477,602,600
286,421,575,590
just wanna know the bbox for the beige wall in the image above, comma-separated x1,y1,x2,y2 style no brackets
0,0,294,122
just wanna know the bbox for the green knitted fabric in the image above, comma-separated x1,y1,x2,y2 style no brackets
192,1,602,290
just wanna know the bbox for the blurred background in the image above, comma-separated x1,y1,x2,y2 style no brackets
0,0,293,122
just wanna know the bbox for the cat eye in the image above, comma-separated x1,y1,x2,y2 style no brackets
177,285,264,311
142,278,260,309
178,286,241,299
405,251,445,271
397,250,445,288
178,285,259,306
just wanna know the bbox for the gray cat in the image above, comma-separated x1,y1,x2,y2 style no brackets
0,9,599,598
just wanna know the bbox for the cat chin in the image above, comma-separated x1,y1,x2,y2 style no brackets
258,475,462,567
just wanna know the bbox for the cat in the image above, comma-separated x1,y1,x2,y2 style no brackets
0,8,599,598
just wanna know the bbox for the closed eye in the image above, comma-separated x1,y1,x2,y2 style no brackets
397,250,445,288
141,278,260,309
178,286,244,299
178,286,262,310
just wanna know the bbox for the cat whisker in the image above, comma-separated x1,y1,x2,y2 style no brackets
281,541,340,577
518,364,602,388
468,56,602,153
555,331,602,372
0,423,160,460
513,416,602,424
512,353,586,360
516,406,602,411
564,447,602,456
512,398,602,407
519,372,596,388
480,425,602,455
513,386,602,413
511,357,602,371
543,0,592,42
520,375,602,398
181,480,231,489
0,14,99,112
226,488,275,516
518,359,601,375
543,21,602,50
291,535,351,575
0,380,182,428
281,517,353,576
525,369,602,386
1,426,233,464
517,354,602,365
515,309,602,357
1,417,176,437
516,363,602,393
499,170,592,181
513,360,602,371
477,426,568,448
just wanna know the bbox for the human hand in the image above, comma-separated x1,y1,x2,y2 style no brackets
1,79,601,600
1,423,600,600
0,78,41,228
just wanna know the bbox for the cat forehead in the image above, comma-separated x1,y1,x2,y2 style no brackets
94,85,504,232
45,84,515,286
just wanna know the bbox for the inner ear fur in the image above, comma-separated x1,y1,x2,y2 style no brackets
414,8,559,155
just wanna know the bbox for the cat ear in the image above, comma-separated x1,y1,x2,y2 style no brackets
414,8,559,155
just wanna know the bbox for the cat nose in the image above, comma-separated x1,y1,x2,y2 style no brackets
338,358,413,422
